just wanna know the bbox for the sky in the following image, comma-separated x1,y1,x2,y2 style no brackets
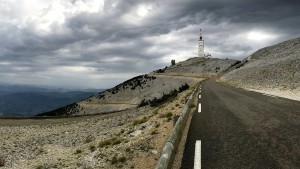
0,0,299,89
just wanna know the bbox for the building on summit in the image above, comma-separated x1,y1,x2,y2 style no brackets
198,29,205,58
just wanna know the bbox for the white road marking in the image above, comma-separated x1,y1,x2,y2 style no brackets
194,140,201,169
198,103,201,113
199,95,201,99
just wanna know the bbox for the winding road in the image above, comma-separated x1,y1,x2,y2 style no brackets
181,80,300,169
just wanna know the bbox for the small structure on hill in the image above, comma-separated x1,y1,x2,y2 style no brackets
171,59,176,66
206,53,212,58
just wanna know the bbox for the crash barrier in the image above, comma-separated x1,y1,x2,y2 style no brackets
155,83,200,169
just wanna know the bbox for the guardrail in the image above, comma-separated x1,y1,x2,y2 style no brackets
155,83,200,169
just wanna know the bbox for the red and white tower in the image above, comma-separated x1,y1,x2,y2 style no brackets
198,29,205,58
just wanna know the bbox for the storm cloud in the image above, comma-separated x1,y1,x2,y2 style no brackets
0,0,299,88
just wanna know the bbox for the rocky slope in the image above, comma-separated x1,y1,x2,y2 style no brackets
220,37,300,101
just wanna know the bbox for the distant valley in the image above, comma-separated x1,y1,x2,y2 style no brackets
0,85,103,116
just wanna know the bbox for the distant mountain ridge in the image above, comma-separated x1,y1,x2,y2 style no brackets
0,84,100,93
0,85,104,116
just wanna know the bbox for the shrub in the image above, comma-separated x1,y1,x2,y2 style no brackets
190,104,196,108
0,156,5,167
112,138,122,145
125,148,131,152
98,139,112,148
152,109,159,115
98,137,123,148
84,135,94,143
89,145,96,152
151,130,158,135
132,116,148,126
159,112,173,118
35,165,44,169
111,155,127,165
154,122,160,128
111,156,118,164
118,156,127,163
166,112,173,117
75,149,82,154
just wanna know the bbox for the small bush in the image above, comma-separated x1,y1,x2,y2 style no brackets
151,130,158,135
35,165,44,169
132,116,148,126
89,145,96,152
98,139,112,148
111,156,118,164
118,156,127,163
99,137,123,148
125,148,131,152
152,109,159,115
111,155,127,165
84,135,94,143
159,112,173,118
75,149,82,154
154,123,160,128
190,104,196,108
0,156,5,167
166,112,173,117
112,139,122,145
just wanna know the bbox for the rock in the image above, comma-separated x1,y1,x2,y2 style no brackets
151,150,158,155
130,130,142,137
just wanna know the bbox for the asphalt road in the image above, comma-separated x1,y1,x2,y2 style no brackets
181,80,300,169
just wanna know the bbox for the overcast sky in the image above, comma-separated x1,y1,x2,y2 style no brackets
0,0,299,89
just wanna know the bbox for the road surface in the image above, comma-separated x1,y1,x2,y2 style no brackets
181,80,300,169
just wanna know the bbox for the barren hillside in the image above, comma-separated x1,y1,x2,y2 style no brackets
220,37,300,101
38,75,199,116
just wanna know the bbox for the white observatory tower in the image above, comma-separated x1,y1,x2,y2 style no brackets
198,29,205,58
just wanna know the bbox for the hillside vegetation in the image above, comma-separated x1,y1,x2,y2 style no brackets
220,37,300,101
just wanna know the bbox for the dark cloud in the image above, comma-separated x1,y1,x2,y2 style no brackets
0,0,299,88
